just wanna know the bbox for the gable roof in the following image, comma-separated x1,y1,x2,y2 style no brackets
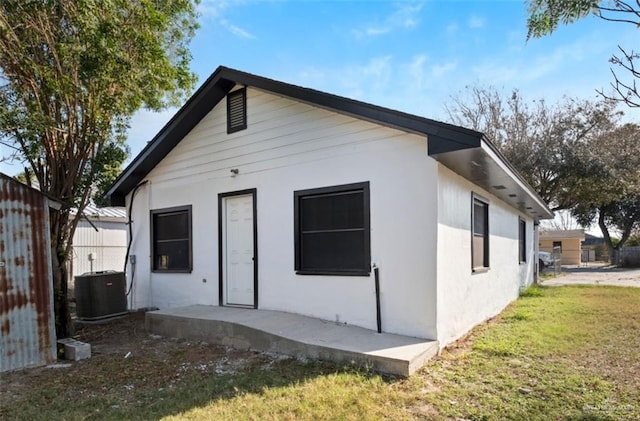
71,203,127,221
105,66,552,220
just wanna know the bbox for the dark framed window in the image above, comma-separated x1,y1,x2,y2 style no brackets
227,88,247,133
294,182,370,276
519,218,526,263
472,194,489,271
151,205,192,272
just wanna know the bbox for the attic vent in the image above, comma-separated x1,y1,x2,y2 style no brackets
227,88,247,134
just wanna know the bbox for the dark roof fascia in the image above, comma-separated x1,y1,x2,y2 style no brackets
428,135,554,220
106,70,236,206
106,66,485,205
481,138,553,219
224,67,484,149
479,134,552,215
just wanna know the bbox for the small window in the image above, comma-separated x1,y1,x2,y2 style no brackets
472,195,489,271
294,182,370,276
151,205,192,272
519,218,526,263
553,241,562,253
227,88,247,133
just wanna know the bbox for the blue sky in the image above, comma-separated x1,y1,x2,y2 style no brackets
1,0,639,176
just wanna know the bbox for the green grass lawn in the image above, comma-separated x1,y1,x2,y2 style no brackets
2,285,639,420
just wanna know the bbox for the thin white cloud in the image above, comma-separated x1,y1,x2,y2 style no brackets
199,0,255,40
298,67,327,84
446,23,458,35
219,19,255,39
468,15,485,29
289,57,395,108
352,3,423,39
507,30,525,52
409,54,428,90
340,56,394,98
364,26,391,37
198,0,230,19
407,55,457,90
430,61,457,78
287,54,459,123
471,38,593,85
389,3,422,29
461,32,640,117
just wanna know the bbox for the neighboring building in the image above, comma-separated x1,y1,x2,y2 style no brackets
106,66,553,347
69,204,127,280
583,233,606,262
583,233,605,247
0,173,58,372
540,229,585,265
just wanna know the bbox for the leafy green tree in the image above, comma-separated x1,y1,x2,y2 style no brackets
446,88,640,261
527,0,640,107
0,0,199,337
626,232,640,247
572,123,640,258
445,86,620,210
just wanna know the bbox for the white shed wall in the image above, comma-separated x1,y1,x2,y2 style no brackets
436,164,535,346
126,87,439,339
71,220,127,278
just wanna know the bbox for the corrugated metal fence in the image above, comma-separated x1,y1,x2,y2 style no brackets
0,174,57,372
619,246,640,267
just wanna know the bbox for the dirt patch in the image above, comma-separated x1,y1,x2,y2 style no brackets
0,312,279,406
541,264,640,287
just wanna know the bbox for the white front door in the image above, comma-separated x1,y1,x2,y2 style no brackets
221,192,255,307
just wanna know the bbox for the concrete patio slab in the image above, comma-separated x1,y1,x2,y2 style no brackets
146,305,439,376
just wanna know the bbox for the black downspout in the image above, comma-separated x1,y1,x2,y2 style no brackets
124,180,148,297
374,265,382,333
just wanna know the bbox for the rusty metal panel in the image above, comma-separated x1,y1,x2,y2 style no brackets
0,174,57,372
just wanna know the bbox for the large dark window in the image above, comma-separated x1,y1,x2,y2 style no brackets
151,205,192,272
519,218,527,263
472,195,489,271
294,182,370,276
227,88,247,134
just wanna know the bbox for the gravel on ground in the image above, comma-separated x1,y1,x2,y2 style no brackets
541,263,640,287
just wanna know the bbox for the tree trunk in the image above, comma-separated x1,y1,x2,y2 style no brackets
51,216,73,338
52,249,72,338
598,210,616,264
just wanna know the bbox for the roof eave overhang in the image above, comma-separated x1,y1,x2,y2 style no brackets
104,66,554,221
429,136,554,222
105,66,487,206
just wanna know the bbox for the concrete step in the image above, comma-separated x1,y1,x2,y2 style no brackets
146,305,439,376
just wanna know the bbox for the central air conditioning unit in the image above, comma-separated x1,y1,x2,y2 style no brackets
74,271,127,321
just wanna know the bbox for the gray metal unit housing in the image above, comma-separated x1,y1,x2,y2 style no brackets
74,271,127,320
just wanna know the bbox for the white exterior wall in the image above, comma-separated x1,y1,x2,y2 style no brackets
126,87,439,339
71,219,127,278
436,164,535,346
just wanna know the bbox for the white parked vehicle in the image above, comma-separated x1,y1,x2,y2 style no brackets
539,251,555,268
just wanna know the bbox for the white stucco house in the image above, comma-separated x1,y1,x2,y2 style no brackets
106,66,553,347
